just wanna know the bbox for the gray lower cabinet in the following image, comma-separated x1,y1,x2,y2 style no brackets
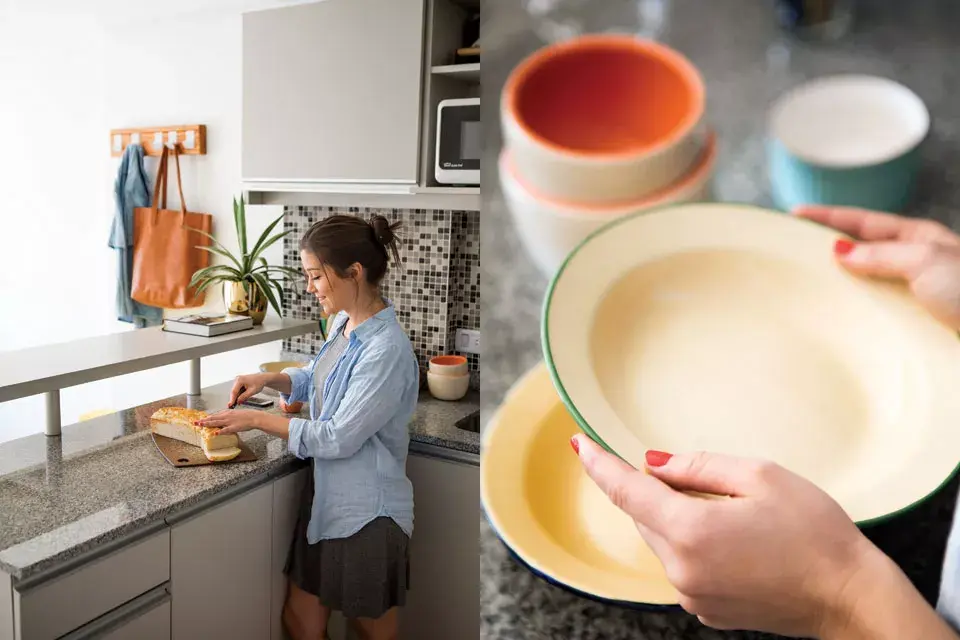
401,453,480,640
11,530,170,640
270,467,308,640
170,483,273,640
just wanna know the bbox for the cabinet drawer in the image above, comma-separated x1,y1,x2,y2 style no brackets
15,530,170,640
59,585,170,640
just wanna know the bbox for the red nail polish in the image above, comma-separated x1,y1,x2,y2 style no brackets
570,436,580,455
645,450,673,467
834,239,856,256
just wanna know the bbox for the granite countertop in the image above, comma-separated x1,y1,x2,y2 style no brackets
0,380,478,583
481,0,960,638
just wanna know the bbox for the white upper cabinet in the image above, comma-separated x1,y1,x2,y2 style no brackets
242,0,426,187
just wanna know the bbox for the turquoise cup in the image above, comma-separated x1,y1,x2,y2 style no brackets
767,75,929,214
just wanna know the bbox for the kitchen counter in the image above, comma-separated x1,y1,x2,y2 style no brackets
0,380,478,583
481,0,960,638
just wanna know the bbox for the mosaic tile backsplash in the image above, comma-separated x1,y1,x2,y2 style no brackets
281,206,480,389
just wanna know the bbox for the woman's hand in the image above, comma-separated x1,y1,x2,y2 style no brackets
573,435,878,637
227,374,269,408
794,205,960,330
197,409,263,435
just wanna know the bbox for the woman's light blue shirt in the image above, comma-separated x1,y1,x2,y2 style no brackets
281,302,419,543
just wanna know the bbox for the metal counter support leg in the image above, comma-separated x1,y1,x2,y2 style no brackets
45,390,61,436
189,358,201,396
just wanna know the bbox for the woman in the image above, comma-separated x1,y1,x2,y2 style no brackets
572,205,960,639
198,214,420,640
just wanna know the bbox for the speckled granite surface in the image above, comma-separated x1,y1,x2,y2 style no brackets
0,379,478,582
481,0,960,637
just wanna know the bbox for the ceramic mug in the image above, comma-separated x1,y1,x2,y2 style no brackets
767,74,929,213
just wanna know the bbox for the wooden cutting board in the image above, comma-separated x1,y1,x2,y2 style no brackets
152,433,258,468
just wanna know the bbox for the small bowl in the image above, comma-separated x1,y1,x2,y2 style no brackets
501,131,717,277
767,74,929,213
427,371,470,401
501,34,706,204
482,362,679,606
541,202,960,525
429,355,468,377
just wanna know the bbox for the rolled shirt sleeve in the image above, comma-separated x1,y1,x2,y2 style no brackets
287,343,408,460
279,361,314,405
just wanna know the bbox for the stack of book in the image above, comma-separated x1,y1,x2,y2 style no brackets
162,313,254,337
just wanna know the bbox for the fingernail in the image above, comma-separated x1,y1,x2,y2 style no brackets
645,450,673,467
569,435,580,455
834,239,856,256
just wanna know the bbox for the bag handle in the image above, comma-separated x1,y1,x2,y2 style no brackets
169,144,189,226
150,145,170,223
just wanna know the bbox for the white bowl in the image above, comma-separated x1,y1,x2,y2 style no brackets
500,34,707,204
427,371,470,401
541,202,960,525
501,131,717,277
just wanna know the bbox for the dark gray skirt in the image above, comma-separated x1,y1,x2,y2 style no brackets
283,472,410,619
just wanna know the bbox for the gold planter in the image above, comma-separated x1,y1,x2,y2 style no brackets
223,281,268,325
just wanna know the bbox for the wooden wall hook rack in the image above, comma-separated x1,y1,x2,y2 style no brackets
110,124,207,157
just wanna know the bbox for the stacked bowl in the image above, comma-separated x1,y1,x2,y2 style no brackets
500,34,716,277
426,355,470,401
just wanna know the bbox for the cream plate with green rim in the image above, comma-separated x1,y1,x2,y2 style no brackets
481,361,679,606
541,202,960,525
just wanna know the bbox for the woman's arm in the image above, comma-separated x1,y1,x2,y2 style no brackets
823,551,958,640
262,371,293,396
287,343,413,461
276,361,316,404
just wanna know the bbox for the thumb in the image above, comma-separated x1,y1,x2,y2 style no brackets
573,434,678,535
645,450,756,497
836,240,932,281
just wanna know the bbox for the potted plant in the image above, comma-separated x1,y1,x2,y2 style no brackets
188,197,301,325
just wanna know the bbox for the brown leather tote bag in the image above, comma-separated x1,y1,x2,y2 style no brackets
131,145,213,309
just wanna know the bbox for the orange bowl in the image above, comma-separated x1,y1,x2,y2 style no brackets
501,34,706,204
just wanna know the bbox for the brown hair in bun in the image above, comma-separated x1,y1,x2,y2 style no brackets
299,214,403,286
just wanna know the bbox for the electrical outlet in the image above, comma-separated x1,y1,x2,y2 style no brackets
455,328,480,354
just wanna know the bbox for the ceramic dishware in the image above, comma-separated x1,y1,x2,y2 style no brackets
429,354,469,377
501,34,707,204
427,370,470,401
542,202,960,524
482,361,679,606
501,131,716,277
767,74,929,213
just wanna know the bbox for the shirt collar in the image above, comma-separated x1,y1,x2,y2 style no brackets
329,298,396,343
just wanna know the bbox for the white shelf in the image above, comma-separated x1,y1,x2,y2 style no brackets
0,318,318,403
431,63,480,83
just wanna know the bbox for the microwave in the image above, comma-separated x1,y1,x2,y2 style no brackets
435,97,480,186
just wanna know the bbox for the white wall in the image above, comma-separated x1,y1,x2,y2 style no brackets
0,1,297,443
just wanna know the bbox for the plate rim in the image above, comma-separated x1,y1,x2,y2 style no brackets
481,361,681,606
540,200,960,527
